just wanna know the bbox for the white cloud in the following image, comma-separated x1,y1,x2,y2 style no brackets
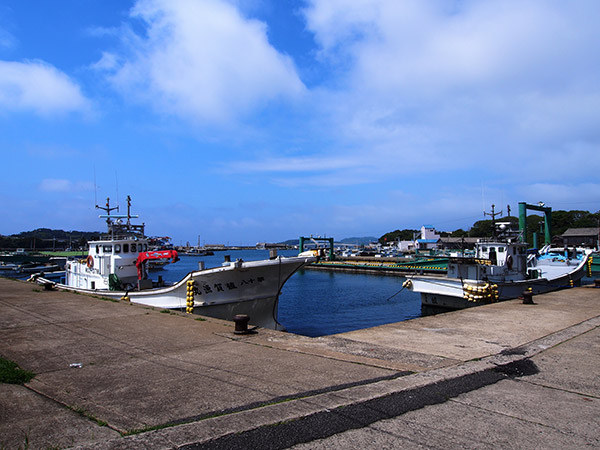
301,0,600,178
0,28,15,50
90,52,119,71
518,183,600,207
104,0,305,123
39,179,94,193
225,155,361,173
0,60,89,116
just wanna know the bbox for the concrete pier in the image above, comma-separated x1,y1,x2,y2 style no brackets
0,277,598,449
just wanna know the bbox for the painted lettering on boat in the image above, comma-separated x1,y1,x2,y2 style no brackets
192,277,265,296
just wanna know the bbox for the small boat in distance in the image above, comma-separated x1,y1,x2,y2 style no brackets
405,223,591,311
34,196,316,329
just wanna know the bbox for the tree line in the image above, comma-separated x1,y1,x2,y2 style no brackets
378,209,600,245
0,228,100,251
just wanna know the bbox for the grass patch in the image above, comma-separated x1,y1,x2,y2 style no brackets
67,405,108,427
194,317,206,322
0,357,35,384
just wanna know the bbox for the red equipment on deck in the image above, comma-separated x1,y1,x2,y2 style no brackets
135,250,179,279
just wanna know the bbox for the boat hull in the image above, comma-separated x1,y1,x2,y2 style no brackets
48,256,314,329
410,256,588,311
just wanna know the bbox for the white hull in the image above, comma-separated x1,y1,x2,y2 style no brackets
50,256,314,329
410,255,589,310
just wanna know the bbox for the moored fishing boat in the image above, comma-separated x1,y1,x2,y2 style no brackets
405,224,591,310
34,196,315,329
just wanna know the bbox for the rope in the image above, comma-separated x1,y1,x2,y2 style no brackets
385,283,409,301
272,257,284,328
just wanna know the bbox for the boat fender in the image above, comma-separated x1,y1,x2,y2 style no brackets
86,255,94,268
506,255,513,270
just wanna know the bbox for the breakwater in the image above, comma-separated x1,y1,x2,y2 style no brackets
308,256,448,275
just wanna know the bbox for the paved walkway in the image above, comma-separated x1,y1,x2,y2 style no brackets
0,277,598,449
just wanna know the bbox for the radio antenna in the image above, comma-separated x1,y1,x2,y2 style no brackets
93,166,98,208
115,171,120,213
484,204,503,238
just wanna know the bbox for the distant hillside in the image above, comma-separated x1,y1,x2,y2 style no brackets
0,228,101,250
339,236,378,245
279,236,377,246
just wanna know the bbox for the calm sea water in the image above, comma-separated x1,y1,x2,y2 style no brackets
159,249,422,337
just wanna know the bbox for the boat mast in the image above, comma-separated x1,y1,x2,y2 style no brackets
96,197,119,238
484,204,502,239
125,195,132,228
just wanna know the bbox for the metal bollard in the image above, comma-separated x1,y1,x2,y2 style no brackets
595,279,600,288
522,290,534,305
269,249,278,259
233,314,251,334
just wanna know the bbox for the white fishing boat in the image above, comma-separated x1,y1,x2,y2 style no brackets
34,196,315,329
405,224,591,310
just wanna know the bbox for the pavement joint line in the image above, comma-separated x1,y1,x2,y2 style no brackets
225,332,458,373
71,314,600,449
514,377,600,400
127,371,411,434
24,378,128,435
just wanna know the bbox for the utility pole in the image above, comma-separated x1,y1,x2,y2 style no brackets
484,204,503,238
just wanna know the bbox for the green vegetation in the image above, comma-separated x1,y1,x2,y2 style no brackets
378,209,600,244
0,357,35,384
380,229,418,243
0,228,100,251
39,250,87,257
67,405,108,427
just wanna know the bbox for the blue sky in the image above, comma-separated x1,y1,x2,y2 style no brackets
1,0,599,246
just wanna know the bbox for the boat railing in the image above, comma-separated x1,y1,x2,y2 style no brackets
100,223,146,240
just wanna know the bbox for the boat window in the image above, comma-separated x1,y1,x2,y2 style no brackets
103,245,113,253
143,243,148,252
498,247,505,253
123,243,129,253
131,243,137,252
481,246,487,252
95,245,100,254
114,244,121,253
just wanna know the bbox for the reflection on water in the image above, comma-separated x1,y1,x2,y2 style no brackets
160,250,421,337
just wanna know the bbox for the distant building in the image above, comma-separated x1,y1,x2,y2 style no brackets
437,237,480,250
560,228,600,248
204,244,226,250
415,225,441,252
398,240,415,252
420,225,440,240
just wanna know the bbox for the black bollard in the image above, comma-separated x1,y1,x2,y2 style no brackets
233,314,250,334
522,290,534,305
595,279,600,288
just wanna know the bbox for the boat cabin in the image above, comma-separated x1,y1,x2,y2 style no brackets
447,239,528,282
65,196,155,291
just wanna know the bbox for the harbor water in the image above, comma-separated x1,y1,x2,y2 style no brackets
159,249,422,337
